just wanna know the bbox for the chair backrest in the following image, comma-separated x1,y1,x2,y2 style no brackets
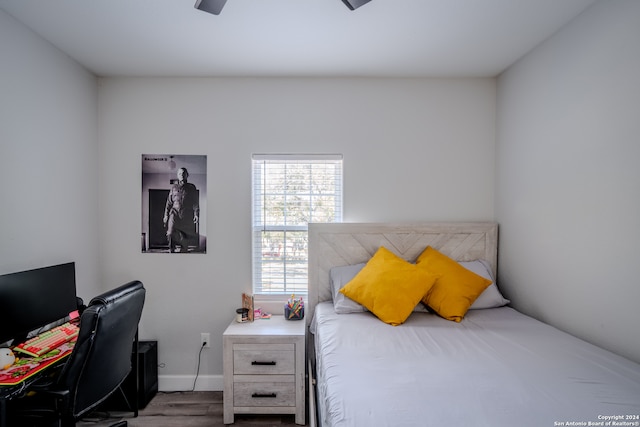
57,280,145,419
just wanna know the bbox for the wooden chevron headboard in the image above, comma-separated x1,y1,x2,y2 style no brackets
306,222,498,326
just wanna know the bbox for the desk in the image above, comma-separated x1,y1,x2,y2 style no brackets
0,370,57,427
0,341,74,427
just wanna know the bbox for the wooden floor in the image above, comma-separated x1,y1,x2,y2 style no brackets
78,391,299,427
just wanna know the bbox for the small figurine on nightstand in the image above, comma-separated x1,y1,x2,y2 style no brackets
285,295,304,320
254,308,271,319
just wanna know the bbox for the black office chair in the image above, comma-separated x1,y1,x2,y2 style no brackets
9,280,145,427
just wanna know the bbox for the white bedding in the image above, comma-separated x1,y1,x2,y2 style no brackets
311,302,640,427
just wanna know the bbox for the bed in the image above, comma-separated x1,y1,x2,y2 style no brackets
306,222,640,427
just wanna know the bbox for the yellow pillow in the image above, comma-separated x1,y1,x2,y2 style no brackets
416,246,492,322
339,246,438,326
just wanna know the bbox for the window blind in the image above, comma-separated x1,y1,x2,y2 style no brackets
252,154,343,295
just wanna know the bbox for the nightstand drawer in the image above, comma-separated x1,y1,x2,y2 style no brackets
233,343,295,375
233,376,296,407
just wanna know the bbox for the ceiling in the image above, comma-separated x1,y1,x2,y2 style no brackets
0,0,597,78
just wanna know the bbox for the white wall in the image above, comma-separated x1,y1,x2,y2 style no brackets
0,11,101,301
496,0,640,363
97,77,496,389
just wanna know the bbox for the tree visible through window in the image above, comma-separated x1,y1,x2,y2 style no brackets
252,154,343,295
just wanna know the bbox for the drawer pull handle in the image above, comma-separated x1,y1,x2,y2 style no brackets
251,361,276,366
252,393,277,398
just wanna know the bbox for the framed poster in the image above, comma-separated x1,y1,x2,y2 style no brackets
141,154,207,254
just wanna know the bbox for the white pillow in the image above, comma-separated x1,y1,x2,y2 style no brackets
330,263,367,314
461,260,510,309
330,263,431,313
329,259,508,314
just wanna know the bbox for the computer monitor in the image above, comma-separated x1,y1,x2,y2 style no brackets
0,262,78,345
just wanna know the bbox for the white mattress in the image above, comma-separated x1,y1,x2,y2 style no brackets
311,302,640,427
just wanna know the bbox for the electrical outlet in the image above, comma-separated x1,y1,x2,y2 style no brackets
201,333,210,348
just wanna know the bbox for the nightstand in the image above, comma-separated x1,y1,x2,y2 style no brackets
223,316,305,425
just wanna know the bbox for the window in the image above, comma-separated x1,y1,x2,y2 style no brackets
252,154,343,295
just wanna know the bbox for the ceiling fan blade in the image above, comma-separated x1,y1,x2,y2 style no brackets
341,0,372,10
195,0,228,15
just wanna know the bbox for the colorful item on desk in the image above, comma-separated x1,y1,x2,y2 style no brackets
285,295,304,320
0,339,75,386
13,322,79,357
0,348,15,370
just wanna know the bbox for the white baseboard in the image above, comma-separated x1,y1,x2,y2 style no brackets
158,374,224,392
